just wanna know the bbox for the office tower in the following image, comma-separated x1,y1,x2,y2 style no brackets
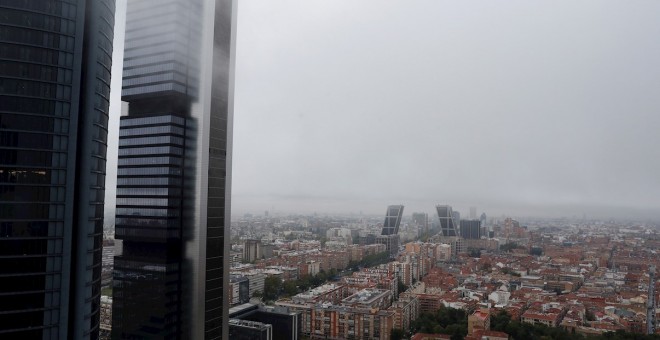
228,319,272,340
412,212,429,238
436,205,459,237
469,206,477,219
111,0,236,339
243,239,262,263
459,219,481,239
228,276,250,305
377,205,403,257
0,1,115,339
229,304,302,340
376,234,401,257
381,205,404,235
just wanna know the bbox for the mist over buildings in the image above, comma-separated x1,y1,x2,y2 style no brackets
107,1,660,222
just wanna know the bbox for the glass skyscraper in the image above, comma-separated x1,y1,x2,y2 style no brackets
436,205,459,237
111,0,236,339
0,0,115,339
381,205,404,236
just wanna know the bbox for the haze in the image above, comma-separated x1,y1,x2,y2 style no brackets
107,1,660,221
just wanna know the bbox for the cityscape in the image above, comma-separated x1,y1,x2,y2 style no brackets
2,1,660,340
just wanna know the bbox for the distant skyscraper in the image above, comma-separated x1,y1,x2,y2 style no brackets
469,206,477,219
0,1,115,338
111,0,236,339
460,220,481,239
377,205,403,257
243,239,262,263
381,205,404,235
412,212,429,238
436,205,459,237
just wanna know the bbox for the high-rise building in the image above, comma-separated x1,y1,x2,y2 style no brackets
460,219,481,239
228,319,272,340
436,205,459,237
376,234,401,258
381,205,404,236
0,1,115,338
469,206,477,219
111,0,236,339
243,239,262,263
412,212,429,238
377,205,403,257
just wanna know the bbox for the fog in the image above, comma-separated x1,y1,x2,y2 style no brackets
107,1,660,221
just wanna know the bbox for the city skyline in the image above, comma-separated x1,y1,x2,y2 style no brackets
3,1,660,339
105,1,660,222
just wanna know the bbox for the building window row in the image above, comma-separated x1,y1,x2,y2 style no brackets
119,125,184,137
118,135,183,147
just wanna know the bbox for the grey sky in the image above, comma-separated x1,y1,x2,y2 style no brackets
107,1,660,220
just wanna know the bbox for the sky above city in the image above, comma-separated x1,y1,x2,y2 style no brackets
107,1,660,220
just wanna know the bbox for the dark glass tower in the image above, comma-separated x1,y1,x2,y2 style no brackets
436,205,459,237
0,1,115,339
111,0,236,339
459,219,481,239
377,205,403,257
381,205,404,236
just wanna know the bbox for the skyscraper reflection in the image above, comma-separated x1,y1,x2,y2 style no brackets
112,0,236,338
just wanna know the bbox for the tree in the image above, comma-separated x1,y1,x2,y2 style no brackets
411,307,467,339
469,248,481,258
585,309,596,322
490,310,512,332
500,242,524,252
397,279,408,294
283,280,299,297
263,276,282,301
390,328,405,340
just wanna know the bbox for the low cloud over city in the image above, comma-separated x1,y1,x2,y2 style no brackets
227,1,660,218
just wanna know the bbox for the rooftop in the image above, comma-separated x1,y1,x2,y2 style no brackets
342,289,389,305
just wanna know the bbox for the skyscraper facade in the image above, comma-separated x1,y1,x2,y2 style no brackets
381,205,404,236
412,212,429,238
436,205,459,237
0,1,115,338
459,219,481,240
111,0,236,339
469,206,477,219
377,205,403,257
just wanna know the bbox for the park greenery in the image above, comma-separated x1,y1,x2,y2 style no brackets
395,308,660,340
410,306,468,339
500,242,526,252
500,267,522,277
259,251,392,302
347,251,391,271
260,269,338,302
491,310,660,340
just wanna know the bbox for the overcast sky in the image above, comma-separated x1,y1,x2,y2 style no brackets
107,1,660,220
